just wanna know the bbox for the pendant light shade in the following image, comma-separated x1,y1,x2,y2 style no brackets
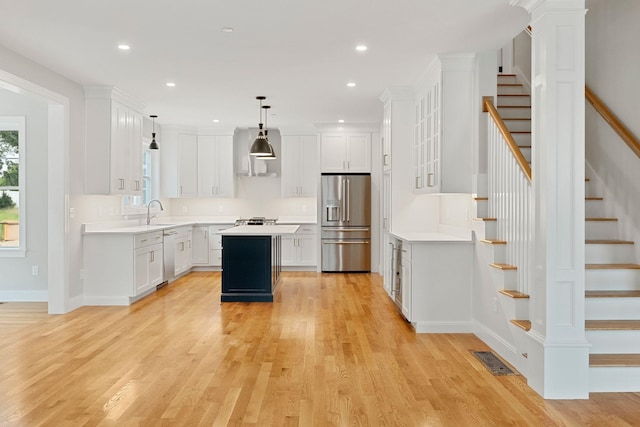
261,105,276,160
249,96,272,156
149,115,159,150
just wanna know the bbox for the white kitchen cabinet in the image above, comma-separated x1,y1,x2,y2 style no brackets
177,134,234,198
320,133,371,173
382,104,392,172
198,135,234,197
391,235,473,332
84,230,164,305
84,86,144,195
281,224,317,267
174,227,192,276
281,135,318,197
209,224,234,267
191,225,209,265
178,134,199,197
134,242,164,296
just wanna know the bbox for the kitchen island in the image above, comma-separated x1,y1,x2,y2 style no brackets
218,225,299,302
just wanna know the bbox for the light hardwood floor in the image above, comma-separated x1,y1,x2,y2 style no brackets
1,272,640,426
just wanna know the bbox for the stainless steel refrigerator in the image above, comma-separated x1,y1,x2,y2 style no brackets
321,173,371,272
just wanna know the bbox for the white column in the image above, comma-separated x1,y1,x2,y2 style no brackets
512,0,589,399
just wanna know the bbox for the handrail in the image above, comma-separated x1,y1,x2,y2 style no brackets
483,97,532,182
585,86,640,159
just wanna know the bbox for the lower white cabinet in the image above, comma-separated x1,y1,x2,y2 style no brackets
191,225,209,265
392,236,472,332
209,224,234,267
281,224,317,267
84,230,164,305
174,227,192,276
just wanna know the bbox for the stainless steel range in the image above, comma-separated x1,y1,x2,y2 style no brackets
234,217,278,226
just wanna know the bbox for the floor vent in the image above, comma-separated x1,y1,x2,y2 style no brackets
471,351,518,376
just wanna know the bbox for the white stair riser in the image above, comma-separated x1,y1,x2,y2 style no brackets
503,119,531,132
489,268,518,290
474,200,488,218
497,85,526,95
585,200,605,217
590,367,640,392
586,269,640,291
499,295,529,319
519,147,531,163
511,133,531,146
497,75,519,84
586,298,640,320
587,330,640,353
586,221,618,240
497,95,531,107
497,107,531,119
586,244,636,264
482,221,497,239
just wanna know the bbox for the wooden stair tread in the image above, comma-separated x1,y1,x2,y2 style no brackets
503,117,531,121
586,290,640,298
590,354,640,367
585,178,591,181
474,217,497,222
490,263,517,271
586,217,618,221
498,73,517,76
497,83,523,86
518,145,532,148
586,320,640,330
474,196,488,201
510,320,531,331
586,264,640,270
586,239,634,245
481,239,506,245
499,290,530,299
510,131,531,134
585,197,604,201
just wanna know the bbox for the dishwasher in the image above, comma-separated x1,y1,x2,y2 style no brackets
163,229,178,283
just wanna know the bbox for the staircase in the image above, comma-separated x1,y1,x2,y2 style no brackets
476,74,640,392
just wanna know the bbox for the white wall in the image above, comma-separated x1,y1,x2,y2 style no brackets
585,0,640,262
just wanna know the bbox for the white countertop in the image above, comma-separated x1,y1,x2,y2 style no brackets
390,231,472,243
83,216,316,235
218,225,300,235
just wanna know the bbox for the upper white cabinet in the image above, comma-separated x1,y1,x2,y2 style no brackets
321,133,371,173
175,133,235,198
414,82,441,193
84,86,144,195
281,135,318,197
198,135,234,197
413,55,475,194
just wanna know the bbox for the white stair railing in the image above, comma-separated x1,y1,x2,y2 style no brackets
484,98,533,295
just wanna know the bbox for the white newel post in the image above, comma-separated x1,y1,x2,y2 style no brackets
512,0,589,398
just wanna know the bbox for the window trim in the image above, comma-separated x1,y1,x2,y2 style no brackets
0,116,26,257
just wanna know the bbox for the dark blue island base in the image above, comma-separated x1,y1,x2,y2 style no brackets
221,235,281,302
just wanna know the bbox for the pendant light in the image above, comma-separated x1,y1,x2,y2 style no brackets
262,105,276,160
249,96,271,156
149,115,159,150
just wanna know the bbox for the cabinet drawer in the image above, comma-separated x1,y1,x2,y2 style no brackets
135,231,163,249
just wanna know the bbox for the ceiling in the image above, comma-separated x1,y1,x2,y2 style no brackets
0,1,529,130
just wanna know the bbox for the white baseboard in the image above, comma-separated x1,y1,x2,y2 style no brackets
66,294,84,312
472,319,525,375
0,290,47,302
413,321,473,333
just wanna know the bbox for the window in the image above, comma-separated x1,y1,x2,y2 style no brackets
123,138,154,214
0,116,25,254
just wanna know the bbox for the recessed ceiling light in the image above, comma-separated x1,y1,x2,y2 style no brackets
338,119,345,123
118,44,130,50
213,119,220,123
166,82,176,87
355,45,367,52
221,27,234,33
347,82,356,88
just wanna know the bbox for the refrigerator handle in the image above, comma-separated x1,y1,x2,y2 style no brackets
341,178,346,222
346,178,350,222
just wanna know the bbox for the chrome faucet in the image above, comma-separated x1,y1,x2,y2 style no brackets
146,199,164,225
